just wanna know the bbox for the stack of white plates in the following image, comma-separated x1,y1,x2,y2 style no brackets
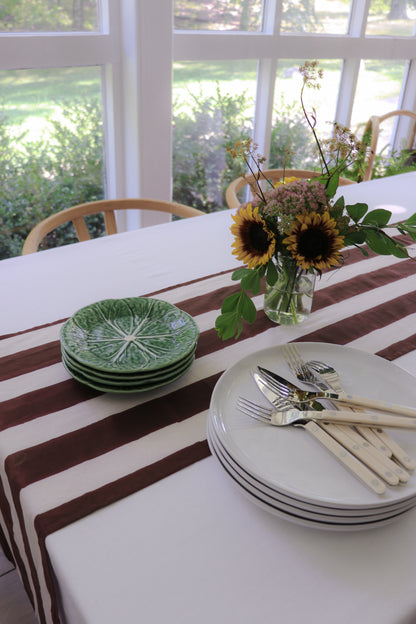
60,297,199,393
207,343,416,531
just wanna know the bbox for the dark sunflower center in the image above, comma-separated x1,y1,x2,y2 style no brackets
247,222,270,253
298,227,330,259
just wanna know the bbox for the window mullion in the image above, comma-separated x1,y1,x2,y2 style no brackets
392,60,416,153
119,0,173,230
253,58,277,166
348,0,371,36
335,58,361,128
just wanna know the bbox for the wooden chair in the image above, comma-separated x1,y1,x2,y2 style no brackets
225,168,356,209
361,110,416,181
22,198,204,254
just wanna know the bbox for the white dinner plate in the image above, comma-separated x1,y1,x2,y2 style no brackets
207,422,416,531
208,421,416,521
209,342,416,511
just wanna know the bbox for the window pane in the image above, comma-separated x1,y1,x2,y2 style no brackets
0,0,100,32
350,60,407,150
366,0,416,37
174,0,263,31
281,0,352,34
270,59,342,169
0,67,105,259
172,60,257,210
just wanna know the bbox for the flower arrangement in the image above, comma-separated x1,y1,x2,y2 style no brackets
216,61,416,340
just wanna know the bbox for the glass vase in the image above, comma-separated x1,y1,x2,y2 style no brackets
264,256,316,325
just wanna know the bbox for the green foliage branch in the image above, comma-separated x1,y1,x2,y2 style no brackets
215,61,416,341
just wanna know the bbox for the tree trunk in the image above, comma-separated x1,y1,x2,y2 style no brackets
239,0,251,30
388,0,408,20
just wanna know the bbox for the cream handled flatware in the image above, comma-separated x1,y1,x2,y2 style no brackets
257,366,416,419
240,392,416,430
253,369,411,485
237,398,387,494
306,358,416,471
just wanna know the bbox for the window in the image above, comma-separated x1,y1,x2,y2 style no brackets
172,0,416,212
1,0,416,259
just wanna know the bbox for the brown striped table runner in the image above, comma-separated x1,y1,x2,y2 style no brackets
1,242,416,624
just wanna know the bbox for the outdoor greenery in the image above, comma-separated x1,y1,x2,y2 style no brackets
2,77,416,260
1,1,416,259
0,99,104,259
0,0,97,32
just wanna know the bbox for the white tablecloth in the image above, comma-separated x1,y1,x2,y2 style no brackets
2,173,416,624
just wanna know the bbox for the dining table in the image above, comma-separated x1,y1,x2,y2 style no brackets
1,171,416,624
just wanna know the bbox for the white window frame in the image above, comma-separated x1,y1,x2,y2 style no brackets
0,0,415,231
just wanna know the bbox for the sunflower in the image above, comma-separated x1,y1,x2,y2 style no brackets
283,211,344,271
231,204,276,269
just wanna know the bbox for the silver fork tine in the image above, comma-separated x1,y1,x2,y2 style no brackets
283,343,316,383
238,397,273,415
237,397,272,423
258,369,294,400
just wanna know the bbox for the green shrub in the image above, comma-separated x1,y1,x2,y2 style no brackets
172,87,252,212
269,97,316,169
0,99,104,259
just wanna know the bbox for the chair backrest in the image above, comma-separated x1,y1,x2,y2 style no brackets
225,168,356,209
361,109,416,181
22,198,204,254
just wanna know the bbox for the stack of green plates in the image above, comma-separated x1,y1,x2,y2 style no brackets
60,297,199,393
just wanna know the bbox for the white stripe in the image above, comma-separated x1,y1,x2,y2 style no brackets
0,323,64,357
1,253,406,358
0,271,235,357
347,313,416,353
18,410,208,624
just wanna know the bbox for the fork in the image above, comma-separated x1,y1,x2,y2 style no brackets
283,345,392,454
307,359,416,472
238,398,401,488
238,396,416,429
259,363,416,418
281,344,410,472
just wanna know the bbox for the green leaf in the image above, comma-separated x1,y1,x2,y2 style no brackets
239,291,257,323
241,270,261,294
266,259,278,286
344,230,366,245
361,209,391,227
333,195,345,210
364,229,390,255
257,264,267,278
325,170,339,199
347,203,368,223
364,229,408,257
221,292,241,313
400,223,416,241
215,311,240,341
405,213,416,226
231,267,252,281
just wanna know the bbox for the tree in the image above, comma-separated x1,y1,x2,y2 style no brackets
388,0,409,19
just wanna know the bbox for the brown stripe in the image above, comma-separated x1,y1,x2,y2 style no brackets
0,342,61,382
36,439,210,539
34,440,211,624
5,374,221,491
0,477,33,605
313,258,416,311
0,268,237,342
0,319,67,341
298,291,416,345
376,333,416,361
0,380,99,432
3,253,414,381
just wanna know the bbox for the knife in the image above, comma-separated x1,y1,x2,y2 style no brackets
257,366,416,419
253,375,416,429
252,372,406,489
